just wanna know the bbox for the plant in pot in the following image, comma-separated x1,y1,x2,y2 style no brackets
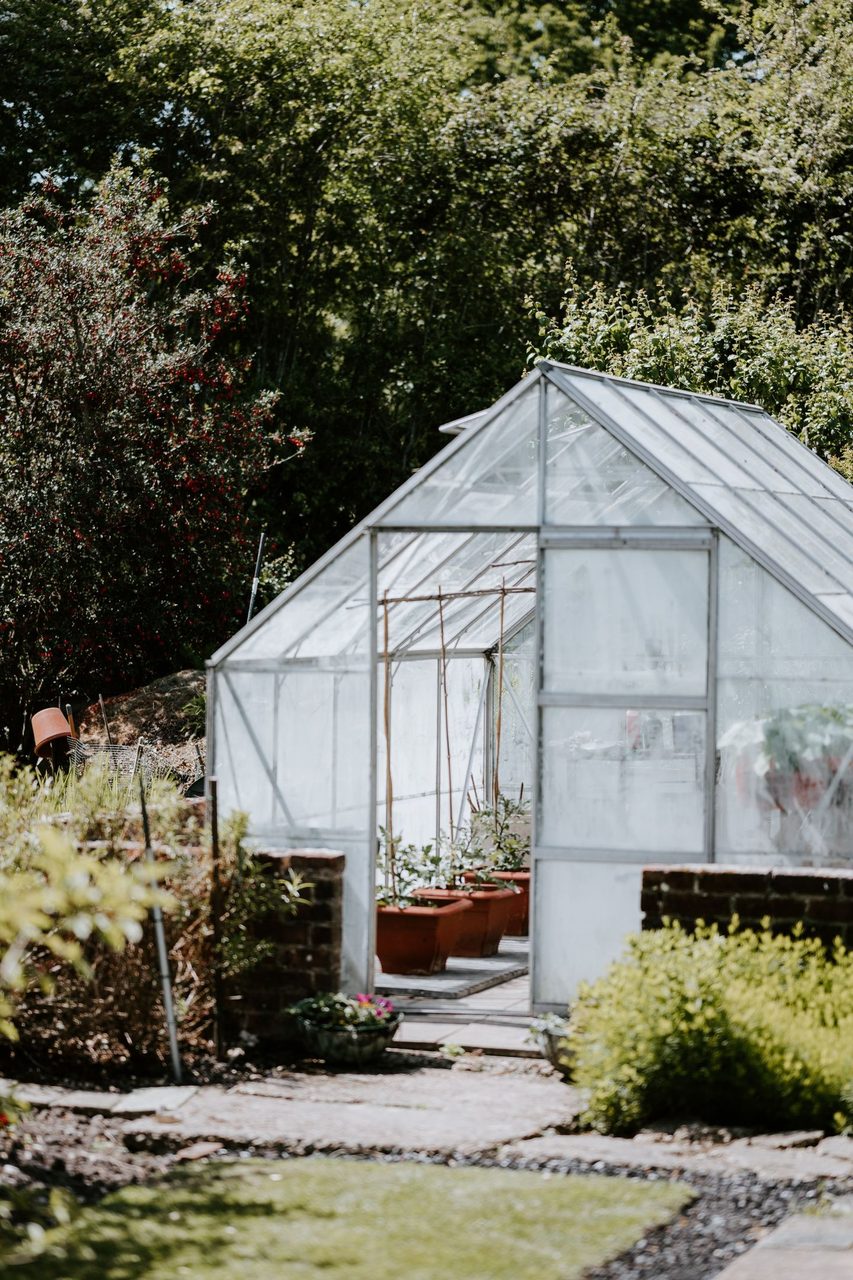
466,791,531,936
291,991,400,1066
721,703,853,815
411,824,517,958
375,831,473,976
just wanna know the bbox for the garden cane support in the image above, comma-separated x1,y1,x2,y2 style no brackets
139,778,183,1083
208,776,225,1060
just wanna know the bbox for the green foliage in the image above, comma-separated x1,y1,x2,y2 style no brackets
567,922,853,1135
1,0,852,631
470,793,531,872
3,1158,691,1278
179,691,208,740
0,164,286,749
290,992,397,1030
0,757,305,1066
532,277,853,473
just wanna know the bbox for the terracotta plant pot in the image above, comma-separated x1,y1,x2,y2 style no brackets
413,885,515,957
376,898,473,975
31,707,73,758
464,870,530,936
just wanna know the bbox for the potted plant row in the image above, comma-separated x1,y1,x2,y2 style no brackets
375,794,531,976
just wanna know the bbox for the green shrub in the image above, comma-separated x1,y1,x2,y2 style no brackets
566,921,853,1136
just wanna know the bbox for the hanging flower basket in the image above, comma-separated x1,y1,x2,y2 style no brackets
291,993,401,1066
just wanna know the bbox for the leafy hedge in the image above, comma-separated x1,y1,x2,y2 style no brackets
0,760,305,1072
566,922,853,1136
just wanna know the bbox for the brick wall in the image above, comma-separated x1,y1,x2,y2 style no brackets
227,848,345,1045
642,864,853,948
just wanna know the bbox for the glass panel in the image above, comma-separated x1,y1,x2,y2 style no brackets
378,381,539,526
533,861,643,1004
493,618,536,805
735,406,853,504
716,537,853,865
378,530,535,655
545,387,705,525
235,535,370,661
614,386,762,490
741,491,851,590
556,372,722,487
214,670,276,824
691,484,843,596
540,706,706,853
273,669,370,835
543,548,708,696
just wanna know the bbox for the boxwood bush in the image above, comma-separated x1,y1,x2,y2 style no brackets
566,922,853,1136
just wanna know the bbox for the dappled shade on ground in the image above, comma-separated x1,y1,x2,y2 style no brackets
3,1156,691,1280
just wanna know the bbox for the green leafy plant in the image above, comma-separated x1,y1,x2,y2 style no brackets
290,992,397,1030
469,792,531,873
567,921,853,1136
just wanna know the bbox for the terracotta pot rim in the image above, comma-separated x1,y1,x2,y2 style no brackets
377,898,472,916
413,885,516,901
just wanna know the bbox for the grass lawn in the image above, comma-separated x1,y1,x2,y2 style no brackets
1,1157,691,1280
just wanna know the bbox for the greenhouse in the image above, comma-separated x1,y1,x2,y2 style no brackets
207,362,853,1008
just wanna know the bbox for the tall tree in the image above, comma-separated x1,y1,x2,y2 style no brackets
0,166,287,747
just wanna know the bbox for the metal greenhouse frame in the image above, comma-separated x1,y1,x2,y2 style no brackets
207,362,853,1008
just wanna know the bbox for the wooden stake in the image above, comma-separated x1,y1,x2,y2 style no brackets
209,776,225,1060
437,588,454,838
98,694,113,746
382,593,395,898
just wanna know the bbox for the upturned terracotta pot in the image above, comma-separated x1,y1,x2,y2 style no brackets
376,898,473,976
31,708,73,757
464,870,530,936
412,885,515,957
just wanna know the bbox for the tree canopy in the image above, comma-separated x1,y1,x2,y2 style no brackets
1,0,852,698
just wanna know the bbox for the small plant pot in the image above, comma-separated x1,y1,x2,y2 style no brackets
463,870,530,936
413,885,515,957
296,1015,401,1066
376,899,473,975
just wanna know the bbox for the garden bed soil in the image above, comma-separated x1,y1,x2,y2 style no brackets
76,669,205,782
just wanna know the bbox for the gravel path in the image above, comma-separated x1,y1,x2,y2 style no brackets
2,1057,852,1279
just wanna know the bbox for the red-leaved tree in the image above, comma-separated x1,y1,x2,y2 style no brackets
0,166,292,749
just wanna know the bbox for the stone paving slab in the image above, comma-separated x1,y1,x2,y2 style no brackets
434,1022,536,1057
504,1134,853,1183
715,1196,853,1278
377,948,528,1000
392,1021,464,1050
124,1068,580,1155
110,1086,198,1116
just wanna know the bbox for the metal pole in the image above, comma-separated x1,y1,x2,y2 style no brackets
246,529,267,626
139,778,183,1083
208,777,225,1060
65,704,77,738
99,694,113,747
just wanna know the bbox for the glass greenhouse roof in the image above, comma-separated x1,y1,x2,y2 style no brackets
211,362,853,668
544,363,853,644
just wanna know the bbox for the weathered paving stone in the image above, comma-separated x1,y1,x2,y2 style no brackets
110,1086,198,1116
124,1068,580,1154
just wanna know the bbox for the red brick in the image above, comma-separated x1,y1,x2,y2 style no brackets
771,870,841,896
765,894,808,920
642,869,667,890
700,870,771,895
732,894,774,917
665,891,733,920
657,870,699,892
804,897,853,925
